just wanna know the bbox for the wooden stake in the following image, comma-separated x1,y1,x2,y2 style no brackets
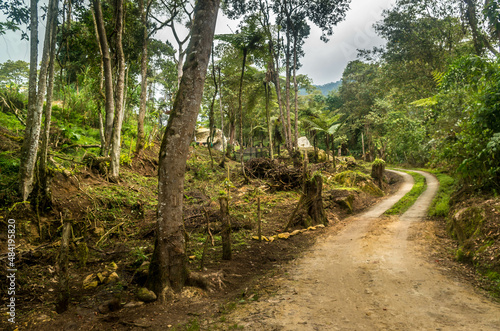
56,219,72,313
219,197,232,260
362,132,366,161
200,209,210,270
257,197,262,241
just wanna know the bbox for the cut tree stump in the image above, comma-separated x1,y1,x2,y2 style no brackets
286,172,328,230
371,159,386,189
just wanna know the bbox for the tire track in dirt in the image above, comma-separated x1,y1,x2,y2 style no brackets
218,170,500,330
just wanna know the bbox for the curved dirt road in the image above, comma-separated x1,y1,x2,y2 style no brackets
221,170,500,330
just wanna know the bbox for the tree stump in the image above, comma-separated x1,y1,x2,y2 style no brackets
371,158,386,189
286,172,328,229
219,197,232,260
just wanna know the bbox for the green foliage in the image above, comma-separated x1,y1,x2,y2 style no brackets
0,106,25,132
385,171,427,215
427,56,500,189
0,60,29,86
0,151,20,175
429,172,456,217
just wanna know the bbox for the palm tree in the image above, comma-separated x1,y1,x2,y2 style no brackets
216,15,267,180
302,112,342,169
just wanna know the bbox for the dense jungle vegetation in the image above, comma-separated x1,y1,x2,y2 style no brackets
1,0,500,329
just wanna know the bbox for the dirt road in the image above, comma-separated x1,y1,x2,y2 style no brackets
221,170,500,330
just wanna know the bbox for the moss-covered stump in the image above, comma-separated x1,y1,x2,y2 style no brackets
334,170,384,197
371,158,386,188
286,173,328,229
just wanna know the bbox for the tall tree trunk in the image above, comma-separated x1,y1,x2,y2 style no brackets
264,80,273,160
219,67,226,165
19,0,54,201
208,48,218,168
136,0,148,155
19,0,39,200
271,41,289,152
238,49,249,181
109,0,126,181
38,0,59,208
146,0,220,302
93,0,115,156
285,30,293,152
293,36,299,150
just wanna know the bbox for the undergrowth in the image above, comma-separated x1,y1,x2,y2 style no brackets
427,171,455,217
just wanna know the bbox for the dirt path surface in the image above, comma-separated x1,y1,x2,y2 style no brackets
221,170,500,330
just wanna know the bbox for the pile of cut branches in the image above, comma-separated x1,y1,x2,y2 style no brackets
245,158,303,191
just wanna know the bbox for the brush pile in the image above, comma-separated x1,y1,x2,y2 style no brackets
245,158,303,191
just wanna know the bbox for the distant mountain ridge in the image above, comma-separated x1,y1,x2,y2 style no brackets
299,80,341,96
315,81,341,95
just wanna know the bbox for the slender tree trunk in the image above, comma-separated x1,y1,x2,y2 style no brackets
19,0,39,200
109,0,126,181
362,132,366,161
264,81,273,160
293,36,299,149
146,0,220,302
98,111,105,148
271,42,289,152
19,0,55,201
238,49,249,181
93,0,115,156
208,48,218,168
56,218,72,313
38,0,59,207
136,0,148,155
285,31,293,152
218,66,226,165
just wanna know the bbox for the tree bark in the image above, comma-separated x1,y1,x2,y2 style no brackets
56,218,72,313
285,27,293,152
38,0,59,208
109,0,126,181
371,160,385,189
264,79,274,160
136,0,148,155
19,0,54,201
146,0,220,302
271,41,289,152
19,0,38,200
293,36,299,150
286,172,327,229
238,48,249,181
92,0,115,156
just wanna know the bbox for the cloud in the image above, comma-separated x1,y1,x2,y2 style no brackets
298,0,396,85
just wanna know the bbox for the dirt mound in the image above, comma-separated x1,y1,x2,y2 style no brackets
448,197,500,291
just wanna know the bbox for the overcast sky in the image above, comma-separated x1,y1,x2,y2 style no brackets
0,0,396,86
